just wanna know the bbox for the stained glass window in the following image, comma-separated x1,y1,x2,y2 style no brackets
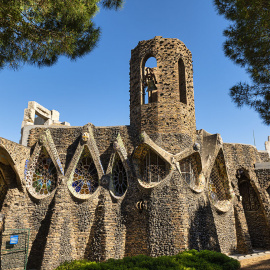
209,151,230,202
112,153,127,196
0,170,8,208
31,147,57,195
72,147,98,195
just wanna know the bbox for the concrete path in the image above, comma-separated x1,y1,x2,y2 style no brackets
230,250,270,270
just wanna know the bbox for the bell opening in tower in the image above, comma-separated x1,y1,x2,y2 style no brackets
142,57,158,104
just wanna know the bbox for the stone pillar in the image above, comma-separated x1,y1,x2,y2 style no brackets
41,176,77,270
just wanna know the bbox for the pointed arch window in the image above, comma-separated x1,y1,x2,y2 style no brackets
72,146,99,195
31,147,57,196
179,154,200,188
139,146,169,183
209,150,231,202
111,153,128,197
239,179,260,212
178,58,187,104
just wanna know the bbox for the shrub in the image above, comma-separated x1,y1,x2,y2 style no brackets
55,250,240,270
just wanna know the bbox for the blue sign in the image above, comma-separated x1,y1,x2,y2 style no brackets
10,235,18,245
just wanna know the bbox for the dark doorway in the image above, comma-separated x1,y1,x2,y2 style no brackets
238,171,270,249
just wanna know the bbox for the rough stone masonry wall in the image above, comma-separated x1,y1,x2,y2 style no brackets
27,127,83,171
130,37,196,139
223,143,270,251
1,125,270,269
1,126,239,269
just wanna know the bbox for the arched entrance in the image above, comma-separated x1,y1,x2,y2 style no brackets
237,169,270,249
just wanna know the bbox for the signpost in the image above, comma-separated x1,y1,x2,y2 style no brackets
10,235,19,245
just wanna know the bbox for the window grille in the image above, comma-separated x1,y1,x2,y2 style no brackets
112,154,128,196
209,151,230,202
72,146,98,195
0,170,8,208
179,156,199,187
31,147,57,196
140,148,168,183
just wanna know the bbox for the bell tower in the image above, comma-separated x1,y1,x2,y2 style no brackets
130,36,196,139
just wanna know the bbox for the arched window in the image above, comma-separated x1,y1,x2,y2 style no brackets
237,169,270,248
139,147,169,183
0,170,8,209
31,147,57,196
209,150,231,202
142,57,158,104
72,146,99,195
179,154,200,188
111,153,128,197
178,58,187,104
239,179,260,212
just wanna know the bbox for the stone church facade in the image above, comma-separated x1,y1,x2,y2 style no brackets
0,36,270,270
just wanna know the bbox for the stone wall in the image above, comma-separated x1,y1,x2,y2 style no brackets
223,143,270,252
1,127,270,269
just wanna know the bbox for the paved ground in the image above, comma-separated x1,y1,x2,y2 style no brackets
230,250,270,270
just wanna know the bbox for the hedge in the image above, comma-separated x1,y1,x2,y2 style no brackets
55,249,240,270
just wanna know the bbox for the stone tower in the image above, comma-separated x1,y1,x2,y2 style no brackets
130,36,196,139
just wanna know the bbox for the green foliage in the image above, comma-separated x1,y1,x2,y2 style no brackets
213,0,270,124
55,250,240,270
0,0,123,69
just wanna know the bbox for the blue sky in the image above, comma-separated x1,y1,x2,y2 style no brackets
0,0,269,150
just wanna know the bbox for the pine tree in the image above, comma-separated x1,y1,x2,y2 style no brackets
0,0,123,69
214,0,270,124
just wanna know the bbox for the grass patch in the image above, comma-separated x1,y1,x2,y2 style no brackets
55,249,240,270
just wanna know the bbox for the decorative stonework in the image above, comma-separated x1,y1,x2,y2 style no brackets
66,126,104,199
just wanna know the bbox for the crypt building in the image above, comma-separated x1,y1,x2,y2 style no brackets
0,36,270,270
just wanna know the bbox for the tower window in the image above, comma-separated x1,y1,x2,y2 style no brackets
142,57,158,104
178,58,187,104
